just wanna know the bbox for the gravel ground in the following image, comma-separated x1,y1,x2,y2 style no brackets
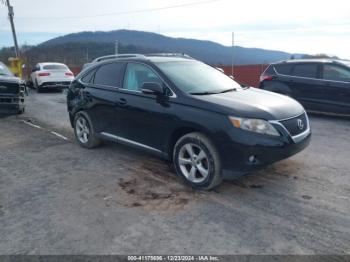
0,90,349,255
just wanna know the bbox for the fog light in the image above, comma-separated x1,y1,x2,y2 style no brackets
248,155,256,163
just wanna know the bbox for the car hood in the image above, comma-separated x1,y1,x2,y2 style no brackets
0,75,21,83
193,88,305,120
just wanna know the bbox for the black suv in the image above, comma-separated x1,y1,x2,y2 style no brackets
260,59,350,115
67,54,311,189
0,61,26,114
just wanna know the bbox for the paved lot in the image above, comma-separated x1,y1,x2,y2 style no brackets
0,90,350,255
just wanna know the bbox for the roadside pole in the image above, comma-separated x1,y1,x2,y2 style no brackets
115,40,119,55
2,0,23,78
5,0,20,58
231,32,234,77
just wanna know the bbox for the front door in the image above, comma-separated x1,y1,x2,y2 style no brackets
115,62,173,154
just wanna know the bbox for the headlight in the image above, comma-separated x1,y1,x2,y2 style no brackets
229,116,280,136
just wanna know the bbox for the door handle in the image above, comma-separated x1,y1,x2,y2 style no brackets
118,98,128,106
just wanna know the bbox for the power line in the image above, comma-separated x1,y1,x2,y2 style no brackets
16,0,223,20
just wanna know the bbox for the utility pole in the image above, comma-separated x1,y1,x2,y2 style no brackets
231,32,234,77
5,0,20,57
115,40,119,55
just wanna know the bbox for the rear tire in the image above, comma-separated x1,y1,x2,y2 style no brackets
74,111,101,149
173,132,222,190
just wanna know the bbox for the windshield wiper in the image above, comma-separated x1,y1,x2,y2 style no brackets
189,91,218,95
217,88,237,93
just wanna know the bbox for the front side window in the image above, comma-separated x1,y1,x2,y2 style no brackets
323,64,350,82
93,63,124,87
123,63,162,91
292,64,318,78
156,61,241,94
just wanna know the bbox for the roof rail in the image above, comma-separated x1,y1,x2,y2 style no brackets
146,53,193,59
92,54,146,63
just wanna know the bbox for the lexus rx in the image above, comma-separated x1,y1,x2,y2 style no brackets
67,54,311,190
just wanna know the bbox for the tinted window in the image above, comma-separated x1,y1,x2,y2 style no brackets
123,63,162,91
275,64,293,75
93,63,124,87
264,65,275,75
81,69,96,83
292,64,318,78
43,64,68,70
323,64,350,81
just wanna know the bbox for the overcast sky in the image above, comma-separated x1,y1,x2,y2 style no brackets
0,0,349,58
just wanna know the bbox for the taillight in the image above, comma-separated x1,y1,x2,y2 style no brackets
38,72,50,77
65,72,74,76
259,75,273,82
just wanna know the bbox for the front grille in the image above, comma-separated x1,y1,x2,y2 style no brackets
279,112,308,136
0,82,20,94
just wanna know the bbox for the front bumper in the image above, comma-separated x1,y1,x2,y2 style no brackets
0,94,25,113
219,114,311,179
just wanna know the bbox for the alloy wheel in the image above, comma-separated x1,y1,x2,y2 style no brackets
178,143,210,183
75,116,90,144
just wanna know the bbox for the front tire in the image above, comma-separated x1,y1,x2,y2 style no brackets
74,111,101,149
173,132,222,190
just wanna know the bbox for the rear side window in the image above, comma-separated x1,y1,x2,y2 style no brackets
81,69,96,83
93,63,124,87
292,64,318,78
264,65,275,75
323,64,350,81
274,64,293,75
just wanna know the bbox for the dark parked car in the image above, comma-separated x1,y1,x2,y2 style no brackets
0,61,26,114
67,54,311,189
259,59,350,115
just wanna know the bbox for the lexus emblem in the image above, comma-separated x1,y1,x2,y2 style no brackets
0,86,7,90
297,119,304,130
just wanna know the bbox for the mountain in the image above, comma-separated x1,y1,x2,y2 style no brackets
42,29,294,65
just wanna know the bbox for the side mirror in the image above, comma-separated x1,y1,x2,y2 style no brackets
141,82,164,95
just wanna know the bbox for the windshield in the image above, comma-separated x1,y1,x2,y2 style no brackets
43,64,68,70
156,61,241,94
0,62,14,76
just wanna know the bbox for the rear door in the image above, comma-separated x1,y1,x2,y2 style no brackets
288,63,323,110
319,63,350,114
81,62,126,135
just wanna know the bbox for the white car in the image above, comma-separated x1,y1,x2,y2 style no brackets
30,62,74,92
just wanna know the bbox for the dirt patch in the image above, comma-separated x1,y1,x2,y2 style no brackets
115,161,203,214
117,177,197,214
302,195,313,200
